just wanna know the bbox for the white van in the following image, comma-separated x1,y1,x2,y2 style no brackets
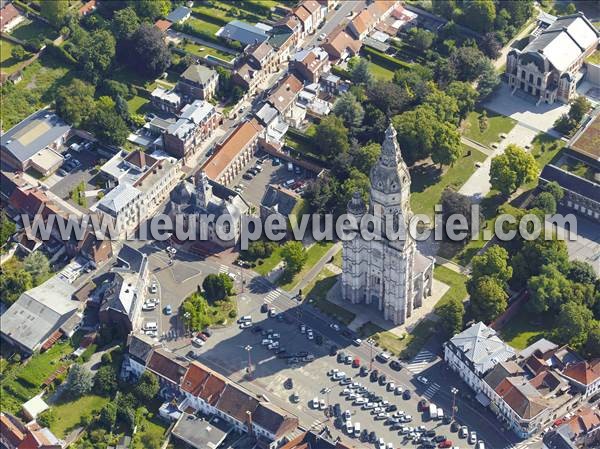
353,422,360,437
437,408,444,421
428,403,437,420
143,321,157,331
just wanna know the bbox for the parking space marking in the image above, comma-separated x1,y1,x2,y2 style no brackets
406,349,438,374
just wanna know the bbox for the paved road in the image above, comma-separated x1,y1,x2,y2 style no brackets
304,1,365,49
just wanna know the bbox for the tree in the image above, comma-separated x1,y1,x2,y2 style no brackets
471,245,512,284
446,81,478,119
134,371,159,403
94,365,118,396
423,86,460,125
333,92,364,131
542,181,564,203
79,30,116,82
367,80,410,117
393,67,432,106
11,46,26,61
0,266,32,305
24,251,51,284
480,32,501,59
392,105,439,162
460,0,496,34
0,210,16,245
341,168,370,206
555,301,593,347
568,96,591,123
361,104,387,142
350,142,380,173
141,433,161,449
440,189,479,243
408,27,434,52
437,296,465,337
449,46,489,82
468,275,508,323
511,237,570,286
528,264,572,314
432,0,457,18
477,61,500,98
305,176,340,214
40,0,69,27
281,241,308,277
531,191,557,214
567,260,597,285
130,24,171,76
91,96,129,146
98,402,117,429
202,273,233,302
314,115,349,158
431,122,462,167
130,0,170,20
585,322,600,358
64,364,93,398
563,2,577,15
112,7,140,40
350,58,373,86
55,79,96,128
490,144,537,196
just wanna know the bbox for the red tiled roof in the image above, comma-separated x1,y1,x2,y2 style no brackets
268,73,303,113
0,413,25,447
181,362,210,396
155,19,172,32
78,0,96,16
217,384,259,423
202,119,263,181
293,5,311,23
562,359,600,386
0,3,21,30
301,0,321,14
323,26,362,59
147,349,188,385
350,9,373,35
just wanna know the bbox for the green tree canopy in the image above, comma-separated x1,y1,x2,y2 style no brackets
0,210,16,245
511,237,570,286
281,241,308,277
408,27,434,51
471,245,512,284
130,23,171,76
64,364,94,398
531,191,557,214
333,92,364,131
91,96,129,146
555,301,593,348
23,251,51,285
55,79,96,128
112,7,140,40
437,296,465,337
314,115,349,158
202,273,234,302
490,144,537,195
468,275,508,323
134,371,159,403
460,0,496,34
79,30,116,82
94,365,118,396
349,58,373,86
40,0,69,27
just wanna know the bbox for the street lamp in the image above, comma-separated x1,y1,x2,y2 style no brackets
245,345,253,378
450,387,459,422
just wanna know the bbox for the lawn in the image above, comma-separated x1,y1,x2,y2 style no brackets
500,312,553,349
127,94,151,115
1,53,75,130
522,132,565,189
368,61,395,81
133,410,168,449
192,0,271,25
279,242,335,291
432,265,468,310
186,15,222,36
253,246,284,276
49,395,110,438
463,109,517,147
586,50,600,65
9,18,58,42
332,249,342,269
304,268,355,324
410,145,487,218
1,340,74,413
0,38,23,75
181,41,236,62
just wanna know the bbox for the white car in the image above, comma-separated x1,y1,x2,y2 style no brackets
459,426,468,438
343,410,351,420
145,330,157,338
312,397,319,409
394,385,403,395
192,337,204,347
307,330,314,340
469,431,477,444
387,382,395,392
377,438,385,449
142,302,156,311
330,323,340,331
149,283,158,294
319,399,326,410
417,375,429,385
341,388,351,396
476,441,485,449
240,322,251,329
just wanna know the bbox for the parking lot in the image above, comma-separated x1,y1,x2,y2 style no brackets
229,153,311,208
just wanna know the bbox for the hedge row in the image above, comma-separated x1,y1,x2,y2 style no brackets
362,46,412,71
331,65,351,80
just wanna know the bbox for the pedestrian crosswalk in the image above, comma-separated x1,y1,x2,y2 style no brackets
264,289,282,304
406,349,438,374
422,382,440,400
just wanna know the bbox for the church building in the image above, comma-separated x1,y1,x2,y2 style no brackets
342,124,434,325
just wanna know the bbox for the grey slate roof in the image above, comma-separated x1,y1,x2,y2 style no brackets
0,276,78,352
116,244,147,274
172,414,231,449
0,110,71,163
261,185,298,216
180,64,217,86
127,333,158,366
449,322,516,374
217,20,268,45
540,164,600,203
166,6,190,23
96,183,141,216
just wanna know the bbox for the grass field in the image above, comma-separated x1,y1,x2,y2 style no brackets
253,246,284,276
410,145,487,218
187,16,222,36
500,312,553,349
304,268,355,324
0,38,23,75
522,133,565,189
358,319,438,360
368,61,395,80
10,18,58,42
463,109,517,147
279,242,334,291
1,53,75,130
433,265,468,310
192,0,271,25
181,41,236,62
50,395,110,438
127,94,151,115
133,411,168,449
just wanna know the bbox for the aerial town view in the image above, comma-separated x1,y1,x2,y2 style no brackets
0,1,599,449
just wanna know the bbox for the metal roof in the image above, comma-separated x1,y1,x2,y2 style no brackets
166,5,190,23
216,20,268,46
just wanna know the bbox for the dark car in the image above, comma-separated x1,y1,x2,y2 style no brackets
450,421,460,432
277,352,290,359
425,430,436,438
202,330,211,337
387,405,397,412
284,378,293,389
434,435,447,443
315,334,323,345
443,415,452,424
297,351,308,357
329,345,338,356
389,360,402,371
342,330,352,338
370,369,379,382
337,352,346,363
418,399,429,412
260,303,268,313
360,429,369,441
423,443,436,449
251,326,263,334
369,431,377,443
359,365,368,376
403,389,412,400
378,374,387,385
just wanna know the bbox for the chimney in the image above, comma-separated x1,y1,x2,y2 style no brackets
246,410,253,436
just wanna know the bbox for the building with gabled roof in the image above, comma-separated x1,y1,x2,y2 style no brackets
0,3,24,33
177,64,219,101
506,12,599,104
322,26,362,62
217,20,269,46
560,359,600,398
146,348,189,394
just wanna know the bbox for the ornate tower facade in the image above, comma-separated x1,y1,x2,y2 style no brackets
342,124,433,325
